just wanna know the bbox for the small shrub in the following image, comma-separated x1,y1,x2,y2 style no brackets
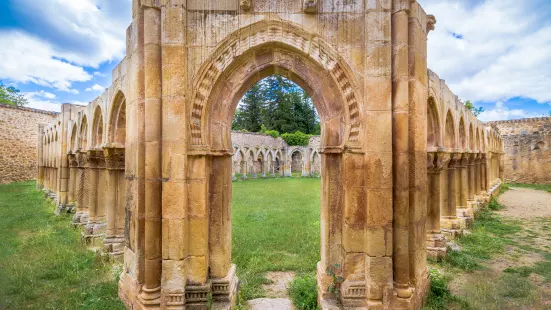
487,197,502,211
289,273,319,310
282,131,311,146
424,269,470,310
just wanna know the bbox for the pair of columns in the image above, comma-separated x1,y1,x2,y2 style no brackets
426,151,490,259
67,148,126,258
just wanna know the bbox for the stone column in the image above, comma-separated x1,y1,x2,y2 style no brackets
37,125,45,190
499,152,505,181
72,151,88,225
456,154,472,228
67,153,77,208
480,154,488,197
240,161,247,180
466,153,477,215
103,147,125,259
441,153,461,237
302,156,310,177
262,160,267,177
474,154,481,199
83,150,102,243
426,153,447,259
139,6,162,306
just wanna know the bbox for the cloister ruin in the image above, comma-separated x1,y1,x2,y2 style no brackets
36,0,504,309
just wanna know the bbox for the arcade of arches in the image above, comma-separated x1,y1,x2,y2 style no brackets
37,1,504,309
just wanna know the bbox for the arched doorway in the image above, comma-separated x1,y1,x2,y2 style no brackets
291,150,303,175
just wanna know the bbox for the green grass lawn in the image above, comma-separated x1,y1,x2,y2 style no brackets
232,177,321,301
0,181,124,310
0,178,321,308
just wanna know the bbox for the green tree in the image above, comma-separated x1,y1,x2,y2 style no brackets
232,75,320,135
232,83,264,132
0,81,28,107
464,100,484,117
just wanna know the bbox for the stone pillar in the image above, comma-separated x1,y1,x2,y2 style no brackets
480,154,488,197
72,151,89,225
37,125,45,190
240,161,247,180
499,152,505,181
466,153,478,215
67,153,77,208
456,154,472,227
83,150,105,244
103,147,125,259
426,153,447,259
441,153,461,237
302,156,310,177
474,154,481,199
138,5,162,306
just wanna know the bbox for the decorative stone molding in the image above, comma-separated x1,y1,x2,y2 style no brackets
104,147,125,170
427,15,436,32
303,0,318,13
240,0,251,11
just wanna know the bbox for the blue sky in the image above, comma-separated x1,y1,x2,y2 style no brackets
0,0,550,121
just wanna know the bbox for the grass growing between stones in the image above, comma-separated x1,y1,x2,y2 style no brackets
0,181,124,310
232,177,321,304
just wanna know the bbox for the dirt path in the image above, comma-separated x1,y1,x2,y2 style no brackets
247,272,296,310
498,187,551,218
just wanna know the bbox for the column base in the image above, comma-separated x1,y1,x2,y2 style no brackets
251,173,257,179
54,203,75,215
467,200,480,217
71,211,89,226
138,286,161,308
82,222,107,246
426,233,447,260
456,207,473,229
210,264,239,309
231,175,237,181
102,235,125,261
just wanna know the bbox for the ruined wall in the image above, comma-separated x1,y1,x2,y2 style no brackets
0,104,57,184
488,117,551,184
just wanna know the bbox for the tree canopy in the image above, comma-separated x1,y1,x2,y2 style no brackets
232,75,320,141
0,81,28,107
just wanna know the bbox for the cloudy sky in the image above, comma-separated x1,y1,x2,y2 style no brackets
0,0,550,121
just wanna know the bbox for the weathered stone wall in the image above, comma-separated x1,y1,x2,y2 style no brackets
0,104,57,184
488,117,551,184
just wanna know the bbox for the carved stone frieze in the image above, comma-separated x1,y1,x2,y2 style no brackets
104,147,126,170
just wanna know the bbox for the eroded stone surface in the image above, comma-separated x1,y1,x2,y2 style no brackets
34,1,506,309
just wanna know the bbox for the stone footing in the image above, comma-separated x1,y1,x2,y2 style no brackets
82,222,107,245
456,208,473,229
102,236,125,261
426,233,447,260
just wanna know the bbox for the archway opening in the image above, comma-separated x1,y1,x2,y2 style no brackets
229,74,323,302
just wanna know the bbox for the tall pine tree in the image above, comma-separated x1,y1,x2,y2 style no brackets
232,75,320,135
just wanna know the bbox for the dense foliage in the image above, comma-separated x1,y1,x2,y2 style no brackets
282,131,312,146
0,81,28,107
232,75,320,138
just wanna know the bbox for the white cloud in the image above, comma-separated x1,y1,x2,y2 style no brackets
85,84,105,92
23,91,62,112
478,101,539,122
14,0,131,68
420,0,551,104
0,31,92,92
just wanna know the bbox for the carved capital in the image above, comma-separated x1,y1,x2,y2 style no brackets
240,0,251,11
449,152,462,167
303,0,318,13
435,151,451,170
68,153,78,168
427,152,436,170
104,147,126,170
427,14,437,33
87,150,103,169
76,151,89,168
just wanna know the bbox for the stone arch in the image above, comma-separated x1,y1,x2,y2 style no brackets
70,124,78,153
290,149,304,173
458,117,466,149
108,90,127,146
79,115,89,150
444,111,456,149
427,97,440,148
193,20,363,152
92,105,104,149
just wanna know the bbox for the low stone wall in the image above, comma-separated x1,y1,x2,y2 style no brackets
0,104,57,184
488,117,551,184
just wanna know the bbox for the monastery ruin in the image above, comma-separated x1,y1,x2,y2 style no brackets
34,0,506,309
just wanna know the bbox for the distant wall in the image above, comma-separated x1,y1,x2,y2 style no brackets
0,104,58,184
488,117,551,184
